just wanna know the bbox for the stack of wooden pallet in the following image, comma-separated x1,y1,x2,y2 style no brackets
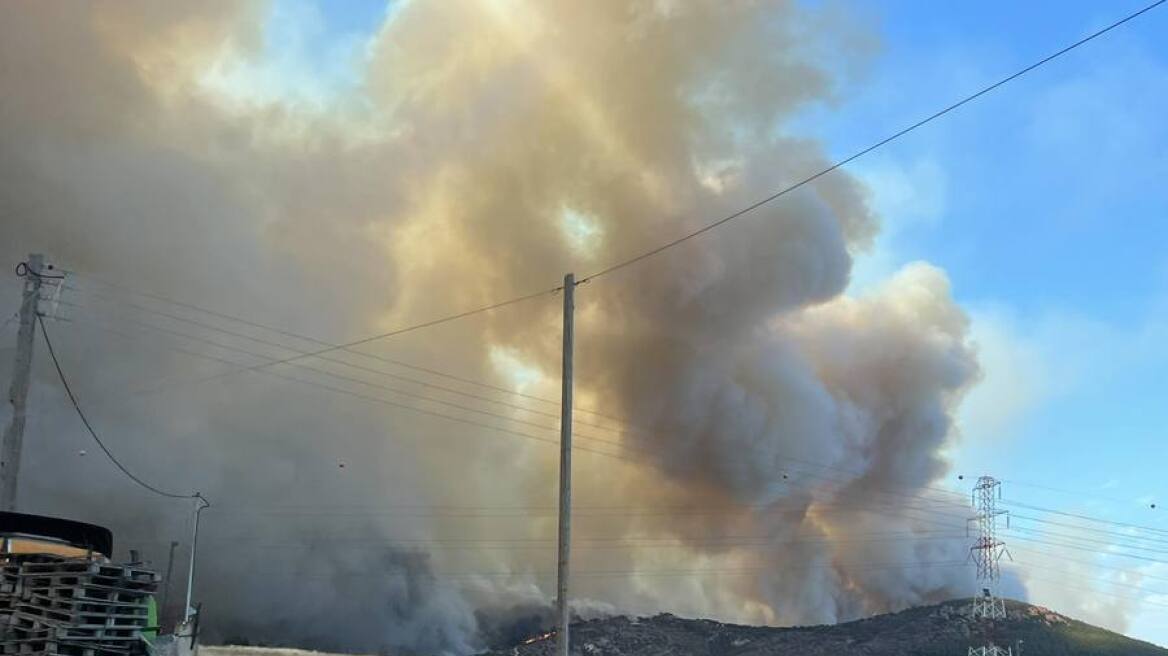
0,553,158,656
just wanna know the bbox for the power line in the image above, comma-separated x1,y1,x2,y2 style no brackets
167,533,970,551
60,287,1158,532
1003,500,1168,536
1009,544,1168,584
51,303,1148,521
50,284,1046,521
68,315,976,518
1003,478,1156,509
68,302,1158,546
203,560,971,582
1010,513,1168,547
248,367,636,460
59,300,636,441
76,303,1168,603
207,500,966,518
68,276,610,420
1018,573,1168,610
63,308,586,438
52,312,628,460
1004,525,1168,555
576,0,1167,283
36,316,200,501
53,0,1167,409
58,286,1087,517
36,0,1165,499
117,284,565,400
1014,561,1168,596
1006,534,1168,566
56,312,980,514
67,313,976,507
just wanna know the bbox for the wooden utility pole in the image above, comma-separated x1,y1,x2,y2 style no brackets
555,273,575,656
1,254,45,511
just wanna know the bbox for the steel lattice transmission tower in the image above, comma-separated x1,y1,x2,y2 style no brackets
967,475,1012,656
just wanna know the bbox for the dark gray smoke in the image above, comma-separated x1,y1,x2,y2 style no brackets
1,1,998,653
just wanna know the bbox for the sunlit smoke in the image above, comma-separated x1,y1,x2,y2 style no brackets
0,1,994,653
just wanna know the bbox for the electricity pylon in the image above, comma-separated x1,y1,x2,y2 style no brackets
968,475,1012,656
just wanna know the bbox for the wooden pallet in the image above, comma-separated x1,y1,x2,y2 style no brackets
18,600,146,628
19,593,147,614
21,600,144,617
1,627,138,650
13,606,146,625
0,637,132,656
22,588,148,606
0,555,153,656
17,576,154,595
16,564,155,586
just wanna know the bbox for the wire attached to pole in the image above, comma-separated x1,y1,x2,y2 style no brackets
37,315,200,501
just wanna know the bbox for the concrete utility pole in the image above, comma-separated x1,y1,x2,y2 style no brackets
162,540,179,626
555,273,575,656
184,495,210,626
1,254,45,511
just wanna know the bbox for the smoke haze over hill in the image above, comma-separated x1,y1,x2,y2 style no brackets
0,1,1039,653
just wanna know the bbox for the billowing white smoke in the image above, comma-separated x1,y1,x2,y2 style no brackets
1,1,987,653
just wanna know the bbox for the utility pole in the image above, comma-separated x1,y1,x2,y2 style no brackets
1,254,46,511
183,494,210,626
555,273,575,656
162,540,179,627
967,475,1012,656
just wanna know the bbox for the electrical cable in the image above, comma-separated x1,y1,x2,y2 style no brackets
1003,478,1156,509
576,0,1167,284
36,315,202,501
1005,525,1168,555
67,276,620,421
67,304,1154,540
174,533,970,551
1013,561,1168,596
122,285,565,400
1003,499,1168,536
62,321,975,523
207,560,971,582
1015,573,1168,609
51,284,1043,515
59,301,637,441
50,0,1167,412
57,311,979,515
1010,513,1168,547
60,285,984,511
207,500,966,518
64,284,1162,521
54,305,1137,520
53,311,628,460
1005,534,1168,565
1008,544,1168,584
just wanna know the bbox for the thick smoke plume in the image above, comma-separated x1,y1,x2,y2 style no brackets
2,1,989,653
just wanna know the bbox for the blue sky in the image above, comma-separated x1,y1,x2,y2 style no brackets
238,0,1168,642
818,0,1167,517
814,0,1168,641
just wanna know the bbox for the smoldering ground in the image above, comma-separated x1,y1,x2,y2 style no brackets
0,1,1036,653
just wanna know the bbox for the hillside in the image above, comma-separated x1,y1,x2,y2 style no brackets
487,600,1166,656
